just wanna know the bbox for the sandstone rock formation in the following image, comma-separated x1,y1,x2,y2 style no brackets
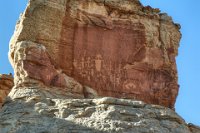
0,0,200,133
0,96,196,133
0,74,13,107
9,0,181,108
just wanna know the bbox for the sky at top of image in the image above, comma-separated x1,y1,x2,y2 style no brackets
0,0,199,126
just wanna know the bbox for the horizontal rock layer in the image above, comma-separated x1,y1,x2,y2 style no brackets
9,0,181,108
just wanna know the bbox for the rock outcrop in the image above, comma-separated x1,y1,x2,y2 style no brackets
0,96,196,133
9,0,181,108
0,0,199,133
188,124,200,133
0,74,13,107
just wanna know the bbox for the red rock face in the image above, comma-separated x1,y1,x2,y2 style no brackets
59,21,178,107
72,23,146,95
9,0,181,108
23,45,65,88
0,74,14,107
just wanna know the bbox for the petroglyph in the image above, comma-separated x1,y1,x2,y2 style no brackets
72,23,147,97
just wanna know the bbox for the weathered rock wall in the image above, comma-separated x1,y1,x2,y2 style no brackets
9,0,181,108
0,74,13,107
0,0,200,133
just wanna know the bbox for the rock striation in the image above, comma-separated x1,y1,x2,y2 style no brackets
9,0,181,108
0,74,13,107
0,0,199,133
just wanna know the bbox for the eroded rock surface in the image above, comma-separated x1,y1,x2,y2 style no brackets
0,96,195,133
0,74,13,107
9,0,181,108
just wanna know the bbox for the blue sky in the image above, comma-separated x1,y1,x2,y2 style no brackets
0,0,199,125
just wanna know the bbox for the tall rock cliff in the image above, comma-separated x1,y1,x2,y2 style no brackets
9,0,181,108
0,0,199,133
